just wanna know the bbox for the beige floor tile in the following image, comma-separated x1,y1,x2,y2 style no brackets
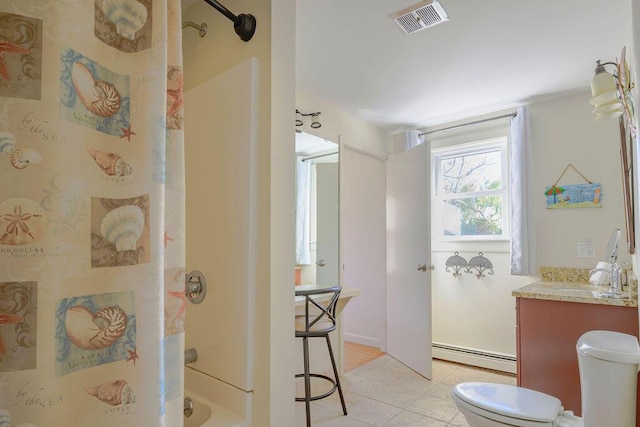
384,410,449,426
448,412,470,427
406,395,459,423
352,364,407,385
425,383,455,402
391,372,435,394
488,372,517,385
369,355,416,374
445,365,494,384
315,415,374,427
295,401,345,426
341,373,388,397
368,384,425,409
301,355,514,426
313,386,363,411
346,396,404,426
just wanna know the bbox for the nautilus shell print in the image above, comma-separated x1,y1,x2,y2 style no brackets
100,205,144,251
0,132,16,153
71,62,122,117
86,146,132,176
64,305,128,350
0,198,48,246
102,0,148,40
10,148,42,169
86,379,135,406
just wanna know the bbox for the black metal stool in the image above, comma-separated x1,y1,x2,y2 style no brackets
295,285,347,427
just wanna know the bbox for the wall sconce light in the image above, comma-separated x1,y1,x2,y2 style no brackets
295,109,322,129
590,46,636,136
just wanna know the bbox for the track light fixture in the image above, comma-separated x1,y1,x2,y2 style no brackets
295,110,321,129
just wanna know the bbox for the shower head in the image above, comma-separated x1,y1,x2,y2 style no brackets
182,21,208,37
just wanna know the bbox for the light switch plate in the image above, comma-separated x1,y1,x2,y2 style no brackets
577,242,595,258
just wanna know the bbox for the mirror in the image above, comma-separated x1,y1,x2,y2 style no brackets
605,228,621,264
295,131,339,286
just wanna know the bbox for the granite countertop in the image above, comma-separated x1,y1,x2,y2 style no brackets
512,267,638,307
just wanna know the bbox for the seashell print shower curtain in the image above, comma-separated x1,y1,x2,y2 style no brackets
0,0,186,426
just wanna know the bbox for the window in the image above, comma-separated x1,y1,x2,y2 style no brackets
432,138,509,240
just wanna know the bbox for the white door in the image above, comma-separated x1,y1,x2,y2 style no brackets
316,162,339,285
386,142,432,378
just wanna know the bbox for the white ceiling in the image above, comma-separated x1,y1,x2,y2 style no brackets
296,0,632,133
181,0,632,134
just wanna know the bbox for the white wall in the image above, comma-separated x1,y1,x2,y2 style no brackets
430,90,631,369
530,91,630,268
296,90,390,158
295,91,391,350
341,148,387,349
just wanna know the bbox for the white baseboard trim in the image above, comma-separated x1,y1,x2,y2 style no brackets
344,333,382,349
432,342,516,374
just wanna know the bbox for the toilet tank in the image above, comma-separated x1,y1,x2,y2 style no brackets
577,330,640,427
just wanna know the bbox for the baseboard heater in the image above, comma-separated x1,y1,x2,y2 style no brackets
432,342,517,374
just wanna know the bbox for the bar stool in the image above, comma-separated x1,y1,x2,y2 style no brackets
295,285,347,427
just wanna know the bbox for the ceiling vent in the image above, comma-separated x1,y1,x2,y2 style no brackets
390,0,449,35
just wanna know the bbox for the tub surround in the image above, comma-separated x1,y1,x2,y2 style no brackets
185,367,252,427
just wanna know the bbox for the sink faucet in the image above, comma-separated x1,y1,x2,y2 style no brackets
596,262,626,299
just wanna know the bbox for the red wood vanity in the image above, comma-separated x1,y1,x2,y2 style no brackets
515,294,639,421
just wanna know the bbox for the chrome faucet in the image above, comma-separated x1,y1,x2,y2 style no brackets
596,262,626,298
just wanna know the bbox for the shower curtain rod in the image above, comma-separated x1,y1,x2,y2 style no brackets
418,112,517,137
202,0,256,42
301,151,338,162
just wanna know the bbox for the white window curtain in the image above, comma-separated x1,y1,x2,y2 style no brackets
509,106,536,275
296,157,311,265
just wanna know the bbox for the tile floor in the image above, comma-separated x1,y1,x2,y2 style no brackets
295,356,516,426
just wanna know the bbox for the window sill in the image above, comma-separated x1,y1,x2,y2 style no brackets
431,239,510,253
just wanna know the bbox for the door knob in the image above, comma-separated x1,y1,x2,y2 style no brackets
417,263,435,272
316,259,326,267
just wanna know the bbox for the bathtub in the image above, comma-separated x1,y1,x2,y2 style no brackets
184,367,252,427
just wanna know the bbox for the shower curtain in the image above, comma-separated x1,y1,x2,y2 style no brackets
0,1,185,426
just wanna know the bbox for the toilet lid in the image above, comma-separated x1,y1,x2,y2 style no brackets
453,382,562,423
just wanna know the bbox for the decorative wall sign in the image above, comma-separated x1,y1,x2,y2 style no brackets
545,164,602,209
545,183,603,208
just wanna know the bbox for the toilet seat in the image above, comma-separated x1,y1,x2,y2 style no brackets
453,382,562,426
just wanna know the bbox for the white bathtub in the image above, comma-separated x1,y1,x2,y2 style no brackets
184,367,252,427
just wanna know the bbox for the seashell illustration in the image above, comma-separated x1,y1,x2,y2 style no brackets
100,205,144,251
0,409,10,427
10,148,42,169
86,379,135,406
0,198,48,246
86,147,133,176
0,132,16,153
65,305,128,350
102,0,148,41
71,62,122,118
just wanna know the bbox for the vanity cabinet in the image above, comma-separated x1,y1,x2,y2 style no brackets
516,297,639,419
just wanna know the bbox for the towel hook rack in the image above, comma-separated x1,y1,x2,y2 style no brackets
445,252,468,278
466,252,494,279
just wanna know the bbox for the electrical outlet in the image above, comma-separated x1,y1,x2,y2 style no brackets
577,242,595,258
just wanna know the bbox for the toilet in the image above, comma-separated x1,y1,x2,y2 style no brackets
452,330,640,427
